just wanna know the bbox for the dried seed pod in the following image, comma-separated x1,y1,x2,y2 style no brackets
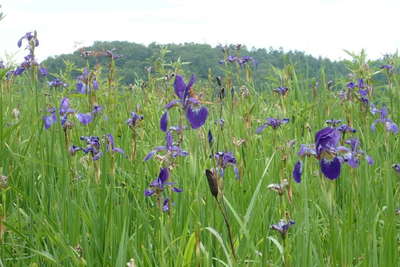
205,169,218,198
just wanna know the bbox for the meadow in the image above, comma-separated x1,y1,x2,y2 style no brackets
0,32,399,266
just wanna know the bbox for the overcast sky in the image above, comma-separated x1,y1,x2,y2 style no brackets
1,0,399,63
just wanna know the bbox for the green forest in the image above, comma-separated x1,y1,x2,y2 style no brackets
42,41,351,86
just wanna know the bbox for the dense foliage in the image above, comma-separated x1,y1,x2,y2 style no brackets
42,41,349,86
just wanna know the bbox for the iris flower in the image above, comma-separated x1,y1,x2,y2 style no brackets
126,112,143,128
161,74,208,131
17,32,39,48
43,108,57,129
256,118,289,133
370,105,398,134
392,163,400,174
75,68,99,94
337,138,374,168
105,134,124,154
272,87,289,96
144,168,182,197
48,78,68,88
79,136,103,160
214,151,240,179
144,131,189,161
271,220,295,236
294,126,373,181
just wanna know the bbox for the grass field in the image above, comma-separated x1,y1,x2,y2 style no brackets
0,36,399,266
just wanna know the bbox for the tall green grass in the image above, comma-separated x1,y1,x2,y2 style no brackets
0,51,399,266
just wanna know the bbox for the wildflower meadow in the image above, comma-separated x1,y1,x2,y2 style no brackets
0,31,399,266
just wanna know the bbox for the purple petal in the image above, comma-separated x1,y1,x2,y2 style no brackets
162,198,170,212
112,147,124,154
39,67,48,76
165,99,181,109
186,74,196,92
158,168,169,183
234,167,240,179
293,160,303,183
256,123,268,134
166,131,173,148
365,155,374,165
160,112,168,132
76,113,93,125
348,156,359,168
174,75,186,99
320,157,341,180
93,151,103,161
144,150,156,161
173,187,183,193
385,121,399,134
144,189,155,197
43,114,57,129
186,106,208,129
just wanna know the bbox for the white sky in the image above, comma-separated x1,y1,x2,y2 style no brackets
1,0,400,63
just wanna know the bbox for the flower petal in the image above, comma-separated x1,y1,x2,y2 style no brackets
160,111,168,132
186,106,208,129
256,123,268,134
320,157,341,180
76,113,93,125
158,168,169,184
174,75,186,99
292,160,302,183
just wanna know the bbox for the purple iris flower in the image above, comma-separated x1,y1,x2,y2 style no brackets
17,32,39,48
392,163,400,174
105,134,124,154
79,136,103,160
370,105,398,134
214,151,240,179
13,67,25,76
76,113,93,125
75,68,98,94
144,131,189,161
347,82,356,89
76,81,86,94
380,64,393,70
271,220,295,236
357,78,365,89
60,98,75,116
336,138,374,168
161,74,208,130
273,87,289,96
315,127,341,179
256,118,289,133
226,55,238,63
43,107,57,129
92,105,103,115
0,61,5,69
48,78,68,88
162,198,171,212
59,98,75,127
315,127,340,158
39,67,48,76
126,112,143,127
237,56,254,66
69,145,82,156
144,168,182,197
295,128,372,181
